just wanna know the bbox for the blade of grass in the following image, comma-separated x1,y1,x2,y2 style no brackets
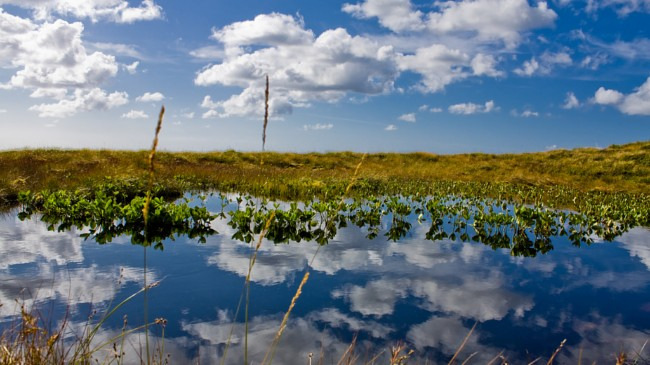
546,339,566,365
262,271,310,365
142,105,165,365
448,322,477,365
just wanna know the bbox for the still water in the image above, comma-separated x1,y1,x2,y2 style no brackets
1,194,649,364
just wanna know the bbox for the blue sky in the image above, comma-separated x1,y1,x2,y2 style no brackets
0,0,648,153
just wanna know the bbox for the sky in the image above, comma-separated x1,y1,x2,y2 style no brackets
0,0,649,154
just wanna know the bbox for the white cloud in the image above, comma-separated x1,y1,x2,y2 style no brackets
308,308,393,338
0,109,6,113
343,0,556,48
397,44,469,93
580,54,610,70
429,107,443,113
573,31,650,62
0,16,119,90
594,77,650,115
513,57,540,76
0,0,163,23
0,8,136,118
398,112,416,122
181,112,195,119
89,42,143,59
29,88,128,118
189,46,225,60
583,0,650,15
196,6,530,118
385,124,397,131
136,91,165,102
196,13,398,118
124,61,139,74
121,109,149,119
418,104,428,111
212,13,314,50
593,87,624,105
426,0,557,48
303,123,334,131
512,109,539,117
618,228,650,271
448,100,496,114
471,53,503,77
342,0,426,32
514,51,572,76
563,92,580,109
29,88,68,99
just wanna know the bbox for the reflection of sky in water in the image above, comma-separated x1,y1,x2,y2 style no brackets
0,198,649,364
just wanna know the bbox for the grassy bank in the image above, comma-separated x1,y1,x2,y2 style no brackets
0,141,649,208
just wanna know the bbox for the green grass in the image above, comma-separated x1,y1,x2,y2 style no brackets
0,141,649,209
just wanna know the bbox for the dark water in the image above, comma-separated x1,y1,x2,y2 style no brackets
1,194,649,364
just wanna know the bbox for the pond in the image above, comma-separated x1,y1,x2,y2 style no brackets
1,193,649,364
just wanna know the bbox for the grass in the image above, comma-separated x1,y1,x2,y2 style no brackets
0,141,649,210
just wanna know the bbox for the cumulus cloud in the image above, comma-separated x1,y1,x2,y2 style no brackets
385,124,398,131
593,77,650,115
426,0,557,48
211,13,314,50
342,0,426,32
136,91,165,102
343,0,556,48
29,88,128,118
594,87,624,105
397,44,470,92
196,13,398,118
121,109,149,119
563,91,581,109
448,100,497,114
471,53,504,77
398,112,416,122
0,0,163,23
514,51,572,76
303,123,333,131
0,16,118,90
0,8,133,117
196,2,536,118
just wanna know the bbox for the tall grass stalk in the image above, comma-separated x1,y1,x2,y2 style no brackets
142,105,165,365
448,322,476,364
262,75,269,152
262,271,310,365
546,339,566,365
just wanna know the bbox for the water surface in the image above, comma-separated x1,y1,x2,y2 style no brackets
1,195,649,363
